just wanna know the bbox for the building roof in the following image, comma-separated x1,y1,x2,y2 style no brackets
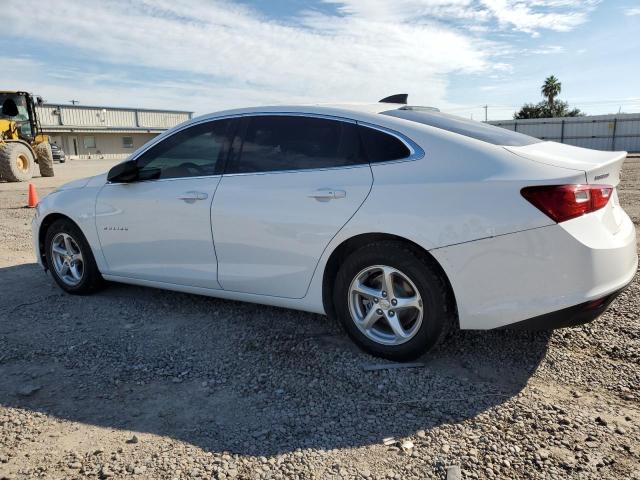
42,127,167,134
40,102,192,114
37,103,193,134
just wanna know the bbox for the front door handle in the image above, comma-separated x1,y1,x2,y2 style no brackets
177,191,208,203
308,188,346,202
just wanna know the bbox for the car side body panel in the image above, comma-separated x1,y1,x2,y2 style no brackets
291,112,636,328
32,104,638,332
95,176,223,289
211,164,373,298
33,176,110,272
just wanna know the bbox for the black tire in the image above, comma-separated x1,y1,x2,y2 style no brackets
44,218,104,294
34,142,55,177
333,241,455,361
0,142,35,182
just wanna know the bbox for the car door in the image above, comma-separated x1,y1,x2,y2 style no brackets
211,114,374,298
95,118,237,288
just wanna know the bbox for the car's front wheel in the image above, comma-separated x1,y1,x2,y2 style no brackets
334,241,455,361
45,219,104,294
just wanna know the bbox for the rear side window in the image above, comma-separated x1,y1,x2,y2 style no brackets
358,126,411,163
228,115,363,174
136,119,235,179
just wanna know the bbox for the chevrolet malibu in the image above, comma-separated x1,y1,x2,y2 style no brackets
32,96,638,360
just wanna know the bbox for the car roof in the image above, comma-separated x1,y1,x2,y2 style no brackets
184,101,540,148
191,103,408,124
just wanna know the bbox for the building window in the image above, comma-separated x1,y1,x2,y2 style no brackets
122,136,134,149
83,136,96,149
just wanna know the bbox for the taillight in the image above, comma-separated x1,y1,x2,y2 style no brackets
521,184,613,223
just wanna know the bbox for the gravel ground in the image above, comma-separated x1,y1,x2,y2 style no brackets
0,158,638,480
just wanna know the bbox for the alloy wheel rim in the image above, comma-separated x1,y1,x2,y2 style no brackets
51,233,84,286
16,153,29,173
348,265,424,346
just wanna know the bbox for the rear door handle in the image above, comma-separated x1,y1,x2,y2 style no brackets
178,191,208,203
308,188,346,201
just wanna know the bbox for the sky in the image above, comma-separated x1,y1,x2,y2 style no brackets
2,0,639,120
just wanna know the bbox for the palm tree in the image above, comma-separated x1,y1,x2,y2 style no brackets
541,75,562,106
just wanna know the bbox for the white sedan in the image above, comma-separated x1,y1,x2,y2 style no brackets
32,96,638,360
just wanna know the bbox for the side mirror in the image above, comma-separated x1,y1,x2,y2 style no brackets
107,159,138,183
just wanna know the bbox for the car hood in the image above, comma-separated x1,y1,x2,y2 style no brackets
56,177,91,191
56,173,107,191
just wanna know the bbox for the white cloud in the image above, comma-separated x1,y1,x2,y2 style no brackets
625,7,640,16
3,0,492,112
323,0,597,33
321,0,487,21
528,45,565,54
480,0,598,34
2,0,598,113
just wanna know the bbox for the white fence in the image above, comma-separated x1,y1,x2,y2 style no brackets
490,113,640,152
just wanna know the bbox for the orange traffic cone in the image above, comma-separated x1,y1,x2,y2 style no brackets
27,183,39,208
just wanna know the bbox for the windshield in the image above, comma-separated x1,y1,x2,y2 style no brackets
0,93,33,137
382,107,541,147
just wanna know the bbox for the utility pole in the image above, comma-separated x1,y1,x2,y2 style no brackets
69,99,79,105
483,105,488,122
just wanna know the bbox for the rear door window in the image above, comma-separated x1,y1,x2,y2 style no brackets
228,115,364,174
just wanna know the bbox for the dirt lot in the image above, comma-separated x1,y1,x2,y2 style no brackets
0,158,639,480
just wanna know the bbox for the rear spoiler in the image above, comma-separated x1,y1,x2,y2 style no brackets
504,142,628,186
583,151,627,186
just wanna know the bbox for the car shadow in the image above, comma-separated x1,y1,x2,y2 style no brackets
0,263,552,456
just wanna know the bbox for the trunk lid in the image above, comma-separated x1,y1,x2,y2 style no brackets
505,141,627,186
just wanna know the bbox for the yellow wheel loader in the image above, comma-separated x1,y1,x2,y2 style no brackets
0,91,54,182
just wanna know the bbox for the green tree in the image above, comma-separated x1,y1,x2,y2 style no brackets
513,103,543,119
541,75,562,106
514,77,584,119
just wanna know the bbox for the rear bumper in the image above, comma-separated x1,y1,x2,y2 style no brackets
498,283,629,330
431,212,637,329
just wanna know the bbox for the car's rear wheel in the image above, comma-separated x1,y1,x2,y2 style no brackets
45,219,104,294
334,241,454,361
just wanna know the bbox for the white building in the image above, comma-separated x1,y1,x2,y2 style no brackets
36,103,193,160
